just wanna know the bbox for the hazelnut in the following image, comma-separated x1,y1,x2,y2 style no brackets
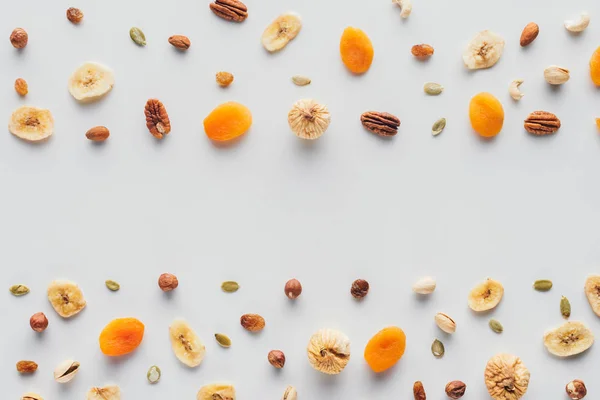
284,278,302,299
445,381,466,399
267,350,285,368
10,28,28,49
29,312,48,332
158,273,178,292
351,279,369,299
566,380,587,400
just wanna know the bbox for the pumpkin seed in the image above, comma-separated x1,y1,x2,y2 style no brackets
424,82,444,95
291,75,311,86
560,296,571,318
147,365,161,383
215,333,232,348
431,339,445,357
432,118,446,136
129,27,146,46
221,281,239,293
105,280,120,291
533,279,553,291
489,319,504,333
9,284,30,296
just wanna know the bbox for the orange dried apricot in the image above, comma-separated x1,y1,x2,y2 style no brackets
591,47,600,86
364,326,406,373
596,118,600,130
469,92,504,138
203,101,252,142
99,317,145,356
340,27,374,74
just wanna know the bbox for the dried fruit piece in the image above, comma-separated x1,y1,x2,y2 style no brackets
351,279,370,298
445,381,466,399
169,319,206,367
261,13,302,52
10,284,30,296
411,44,434,58
485,353,530,400
10,28,28,49
14,78,28,96
285,278,302,299
129,27,146,46
561,296,572,318
147,365,161,384
99,318,145,356
86,126,110,141
17,360,38,373
54,359,80,383
432,118,446,136
86,385,120,400
21,393,43,400
268,350,286,368
424,82,443,95
534,279,553,291
215,333,232,347
524,111,561,135
197,384,236,400
9,106,54,142
158,273,178,291
216,71,234,87
544,66,570,85
469,92,504,138
145,99,171,139
412,276,436,294
468,278,504,311
282,386,298,400
590,47,600,86
596,118,600,130
105,280,120,291
307,328,351,374
509,80,524,100
204,101,252,141
413,381,426,400
544,321,594,357
393,0,412,18
489,319,503,334
435,313,456,334
431,338,445,357
361,111,400,137
66,8,84,24
221,281,239,293
47,280,86,318
240,313,265,332
68,62,115,102
288,99,330,140
520,23,539,47
291,75,311,86
30,312,48,332
340,27,374,74
364,326,406,372
168,35,191,50
584,275,600,316
565,12,590,33
566,380,587,400
463,31,505,69
210,0,248,22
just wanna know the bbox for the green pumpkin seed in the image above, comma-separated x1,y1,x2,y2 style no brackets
424,82,444,95
431,339,445,357
130,27,146,46
105,280,120,291
221,281,239,293
291,75,311,86
9,284,30,296
533,279,553,291
560,296,571,318
147,365,161,383
215,333,232,348
489,319,503,333
432,118,446,136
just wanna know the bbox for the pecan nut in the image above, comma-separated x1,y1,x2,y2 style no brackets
360,111,401,136
168,35,191,50
209,0,248,22
144,99,171,139
524,111,561,135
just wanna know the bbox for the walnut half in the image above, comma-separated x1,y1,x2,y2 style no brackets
144,99,171,139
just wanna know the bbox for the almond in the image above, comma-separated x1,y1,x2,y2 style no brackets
85,126,110,141
520,22,539,47
168,35,191,50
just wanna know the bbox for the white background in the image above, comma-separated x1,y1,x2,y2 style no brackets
2,0,600,398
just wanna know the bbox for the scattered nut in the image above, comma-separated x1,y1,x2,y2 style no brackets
240,313,265,332
216,71,234,87
435,312,456,334
411,44,434,58
524,111,561,135
566,379,587,399
53,359,80,383
284,278,302,299
445,381,466,399
268,350,286,368
520,22,539,47
85,126,110,141
282,386,298,400
30,312,48,332
565,12,590,33
291,75,311,86
361,111,401,137
412,276,436,294
209,0,248,22
393,0,412,18
66,7,84,24
168,35,191,50
16,360,38,374
14,78,28,96
158,273,178,292
509,79,524,100
145,99,171,139
544,66,570,85
351,279,370,298
413,381,426,400
10,28,28,49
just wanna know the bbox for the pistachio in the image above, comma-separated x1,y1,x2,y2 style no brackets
53,359,80,383
291,75,311,86
435,312,456,334
282,385,298,400
544,66,570,85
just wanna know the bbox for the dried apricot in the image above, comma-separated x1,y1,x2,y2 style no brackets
596,118,600,130
590,47,600,86
340,27,374,74
364,326,406,373
203,101,252,142
99,317,145,356
469,92,504,138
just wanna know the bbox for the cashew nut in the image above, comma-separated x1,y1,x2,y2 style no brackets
393,0,412,18
565,12,590,33
509,79,525,100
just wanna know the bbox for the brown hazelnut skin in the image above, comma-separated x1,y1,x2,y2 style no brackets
284,278,302,299
351,279,369,299
566,380,587,400
158,273,179,292
445,381,466,399
29,312,48,332
268,350,286,368
10,28,28,49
